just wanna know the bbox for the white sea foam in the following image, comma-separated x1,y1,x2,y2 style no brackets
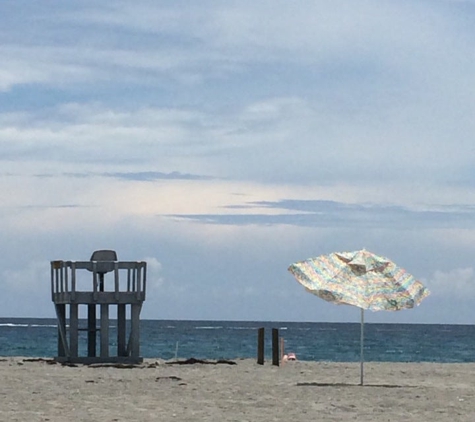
195,326,223,330
0,323,29,327
0,323,56,328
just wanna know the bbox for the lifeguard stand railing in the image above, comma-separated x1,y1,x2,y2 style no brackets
51,254,147,364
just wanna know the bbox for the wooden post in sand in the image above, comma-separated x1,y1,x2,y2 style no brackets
50,250,147,364
280,337,284,362
257,327,265,365
272,328,279,366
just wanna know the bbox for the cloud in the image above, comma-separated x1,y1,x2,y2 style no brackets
1,0,475,323
166,199,475,229
0,104,218,171
2,260,50,294
32,171,213,182
1,98,475,191
142,256,164,289
102,171,213,182
3,0,475,187
0,47,92,92
424,267,475,299
2,1,475,102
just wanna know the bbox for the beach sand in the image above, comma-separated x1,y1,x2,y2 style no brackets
1,358,475,421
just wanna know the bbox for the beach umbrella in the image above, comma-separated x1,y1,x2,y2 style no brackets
288,249,430,385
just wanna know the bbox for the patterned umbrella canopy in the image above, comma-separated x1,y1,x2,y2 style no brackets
288,249,430,384
288,249,429,311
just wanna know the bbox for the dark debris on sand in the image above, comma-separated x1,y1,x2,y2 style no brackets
166,358,236,365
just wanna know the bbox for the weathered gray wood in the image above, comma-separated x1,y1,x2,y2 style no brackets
55,304,69,357
98,273,105,293
63,266,66,292
100,304,109,358
142,262,147,299
69,304,78,357
51,262,146,298
87,304,96,357
130,304,141,357
71,262,76,302
93,263,98,301
50,265,54,300
114,263,119,301
117,304,126,357
53,261,147,271
51,259,146,364
136,266,141,300
272,328,279,366
52,291,145,304
54,268,59,296
257,327,265,365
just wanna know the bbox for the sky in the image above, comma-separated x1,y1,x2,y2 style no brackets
1,0,475,324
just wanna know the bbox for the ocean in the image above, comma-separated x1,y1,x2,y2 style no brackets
0,318,474,363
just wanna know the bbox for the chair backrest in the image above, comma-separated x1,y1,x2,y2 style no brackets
90,250,117,261
90,250,117,274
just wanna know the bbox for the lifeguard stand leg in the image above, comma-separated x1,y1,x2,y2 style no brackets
69,304,79,357
56,304,67,357
117,304,127,356
130,304,141,357
87,304,96,357
100,304,109,357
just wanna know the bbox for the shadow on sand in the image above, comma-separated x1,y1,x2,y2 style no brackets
296,382,415,388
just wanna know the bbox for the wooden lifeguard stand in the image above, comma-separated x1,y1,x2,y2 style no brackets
50,250,147,364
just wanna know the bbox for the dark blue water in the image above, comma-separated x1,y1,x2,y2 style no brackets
0,318,473,362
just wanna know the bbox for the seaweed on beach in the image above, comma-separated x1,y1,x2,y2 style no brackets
155,376,182,381
22,358,57,364
166,358,236,365
86,363,140,369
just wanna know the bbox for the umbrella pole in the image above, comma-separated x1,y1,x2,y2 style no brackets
360,308,364,386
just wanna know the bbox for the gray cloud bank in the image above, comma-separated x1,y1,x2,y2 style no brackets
169,200,475,229
1,1,475,323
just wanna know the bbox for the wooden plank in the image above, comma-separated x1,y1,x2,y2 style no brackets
55,304,69,357
100,304,109,358
66,261,148,270
117,304,127,357
59,267,63,293
130,303,141,357
52,291,144,305
87,304,96,357
136,266,141,300
92,262,98,301
64,265,68,293
55,268,59,294
50,264,54,300
272,328,279,366
114,263,119,301
257,327,265,365
142,262,147,299
69,304,79,357
71,262,76,301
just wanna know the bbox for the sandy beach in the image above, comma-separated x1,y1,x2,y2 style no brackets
1,357,475,421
